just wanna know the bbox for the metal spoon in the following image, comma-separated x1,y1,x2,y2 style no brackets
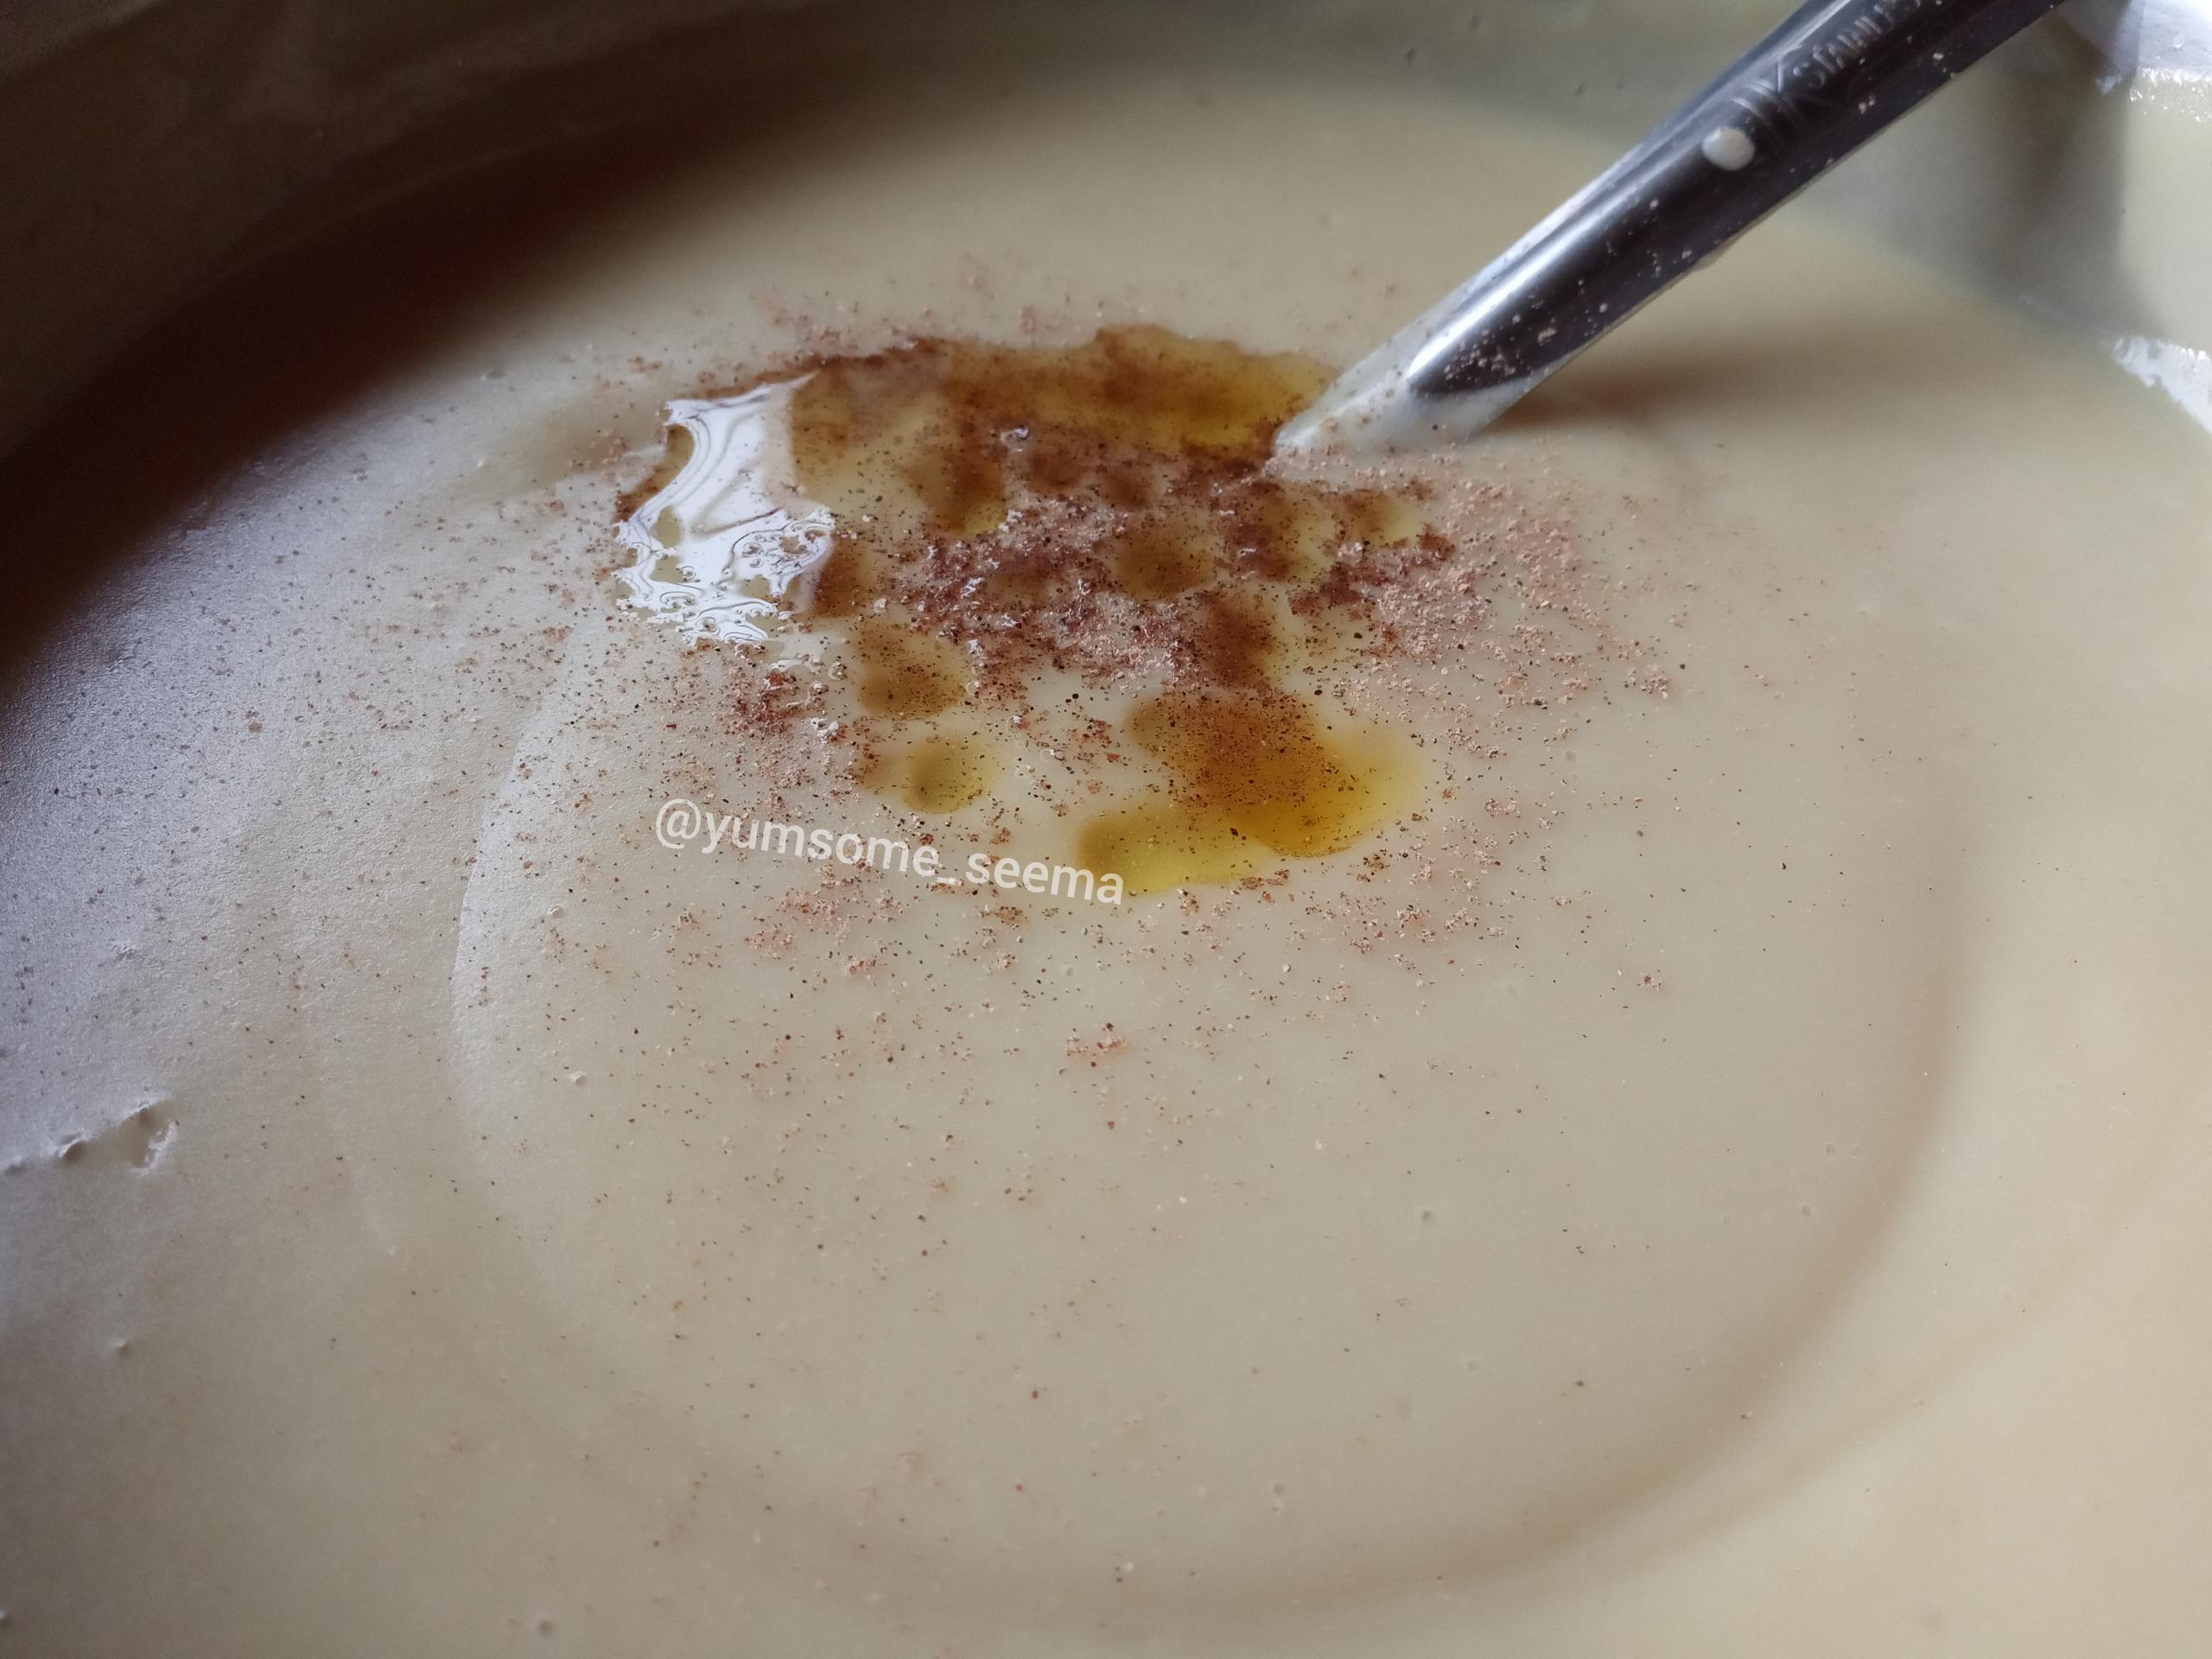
1275,0,2072,454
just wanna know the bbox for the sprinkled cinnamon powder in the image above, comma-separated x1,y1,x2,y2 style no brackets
618,325,1676,900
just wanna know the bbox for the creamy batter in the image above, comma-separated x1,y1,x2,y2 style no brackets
2,45,2210,1659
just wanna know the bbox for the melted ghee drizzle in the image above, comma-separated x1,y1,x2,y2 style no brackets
638,326,1444,891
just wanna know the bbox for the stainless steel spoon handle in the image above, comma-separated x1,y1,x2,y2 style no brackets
1277,0,2070,453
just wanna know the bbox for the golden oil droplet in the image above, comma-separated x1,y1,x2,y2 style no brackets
808,531,881,620
862,731,998,815
1217,475,1342,583
1111,502,1218,601
1078,687,1420,892
852,615,967,719
1179,587,1283,689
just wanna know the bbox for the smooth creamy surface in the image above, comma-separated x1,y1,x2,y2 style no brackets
3,55,2211,1659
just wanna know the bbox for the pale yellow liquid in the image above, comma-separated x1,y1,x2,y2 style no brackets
2,52,2210,1659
